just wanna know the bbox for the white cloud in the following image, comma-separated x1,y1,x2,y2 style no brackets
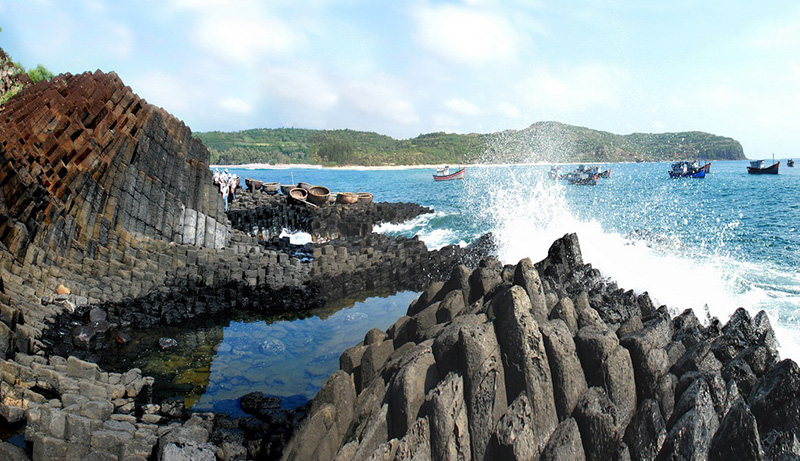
496,101,521,119
219,97,254,115
445,98,481,116
342,75,419,125
192,12,299,63
414,4,522,64
518,63,629,114
263,65,339,111
130,70,196,114
106,23,134,60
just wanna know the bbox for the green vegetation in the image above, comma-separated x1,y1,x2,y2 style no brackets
26,64,54,84
197,121,745,166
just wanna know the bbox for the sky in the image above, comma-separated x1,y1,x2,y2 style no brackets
1,0,799,155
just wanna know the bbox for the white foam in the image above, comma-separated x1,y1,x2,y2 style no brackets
278,229,313,245
477,168,800,362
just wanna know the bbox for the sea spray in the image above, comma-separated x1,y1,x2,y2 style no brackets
467,163,800,361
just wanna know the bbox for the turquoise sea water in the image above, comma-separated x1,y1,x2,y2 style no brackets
230,160,800,361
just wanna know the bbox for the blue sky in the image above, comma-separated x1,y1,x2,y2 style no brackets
1,0,799,155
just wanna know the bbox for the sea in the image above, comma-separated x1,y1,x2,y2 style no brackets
102,160,800,415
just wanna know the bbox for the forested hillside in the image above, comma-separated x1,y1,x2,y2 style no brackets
197,121,746,166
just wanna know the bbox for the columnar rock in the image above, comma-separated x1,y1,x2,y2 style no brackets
285,233,800,461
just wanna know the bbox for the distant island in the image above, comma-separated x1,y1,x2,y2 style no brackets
196,122,746,167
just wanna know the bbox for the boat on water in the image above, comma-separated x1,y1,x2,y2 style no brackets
433,165,466,181
747,159,779,175
701,163,711,174
668,161,706,178
568,174,598,185
788,159,795,167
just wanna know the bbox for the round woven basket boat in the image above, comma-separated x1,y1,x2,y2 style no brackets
336,192,359,205
263,182,280,195
307,186,330,206
288,187,308,203
297,182,313,191
280,184,294,195
357,192,373,203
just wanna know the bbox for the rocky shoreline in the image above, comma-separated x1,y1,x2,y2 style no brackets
0,63,494,459
1,54,797,460
285,233,798,460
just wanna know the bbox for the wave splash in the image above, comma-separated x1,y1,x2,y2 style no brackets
466,164,799,361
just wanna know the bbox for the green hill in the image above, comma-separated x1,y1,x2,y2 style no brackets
196,122,745,166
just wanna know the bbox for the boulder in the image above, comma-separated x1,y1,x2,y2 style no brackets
492,285,558,450
748,359,800,439
424,372,471,461
659,378,719,459
549,297,578,336
540,319,587,421
489,393,539,460
513,257,548,323
387,342,439,439
575,325,619,385
540,418,586,461
573,387,621,461
708,399,762,461
436,290,466,324
624,399,666,461
458,321,507,460
359,339,394,393
601,346,637,427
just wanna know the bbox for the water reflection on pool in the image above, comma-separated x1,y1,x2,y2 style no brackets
190,290,418,415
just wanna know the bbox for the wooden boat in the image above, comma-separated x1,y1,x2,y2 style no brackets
263,182,280,195
701,163,711,174
669,161,705,178
307,186,330,206
568,174,598,185
433,165,466,181
288,187,307,203
336,192,358,205
788,159,795,167
747,160,779,174
246,178,262,192
598,169,611,178
357,192,373,203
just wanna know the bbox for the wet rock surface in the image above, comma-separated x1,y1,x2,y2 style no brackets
286,233,800,461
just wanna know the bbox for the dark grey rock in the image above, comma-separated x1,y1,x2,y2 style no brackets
459,321,507,460
549,296,579,336
364,328,387,346
601,346,637,426
492,285,558,450
312,370,356,445
575,325,619,386
513,257,548,324
490,393,540,460
430,313,485,377
425,372,471,461
541,418,586,461
659,378,719,460
540,319,587,421
359,339,394,393
624,399,667,461
748,359,800,440
387,342,439,439
573,387,620,461
468,257,503,304
435,290,466,324
708,399,762,461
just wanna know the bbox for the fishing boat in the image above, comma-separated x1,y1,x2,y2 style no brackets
701,163,711,174
568,174,598,185
668,161,706,178
788,159,795,167
747,159,779,175
433,165,466,181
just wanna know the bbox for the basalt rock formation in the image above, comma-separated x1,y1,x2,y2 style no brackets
0,60,496,459
285,233,799,460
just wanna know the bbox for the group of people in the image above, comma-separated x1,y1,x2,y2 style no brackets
213,168,239,211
